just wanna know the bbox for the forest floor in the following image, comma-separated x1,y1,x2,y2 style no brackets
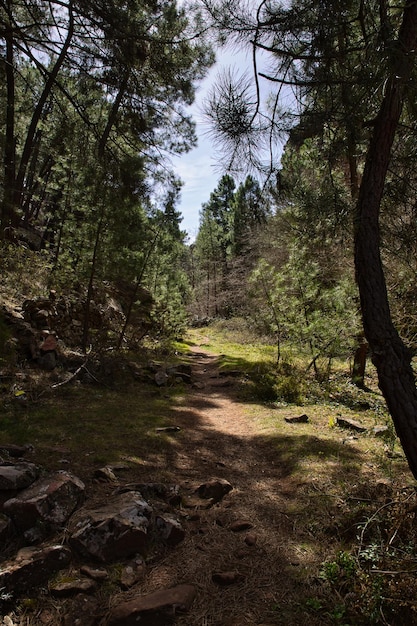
2,327,417,625
113,335,416,626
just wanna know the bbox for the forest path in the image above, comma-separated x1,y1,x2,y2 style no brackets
139,342,330,626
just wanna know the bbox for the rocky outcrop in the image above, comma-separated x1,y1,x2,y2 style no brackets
0,458,234,625
69,492,153,561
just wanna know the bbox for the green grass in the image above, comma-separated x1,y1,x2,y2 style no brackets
0,379,185,481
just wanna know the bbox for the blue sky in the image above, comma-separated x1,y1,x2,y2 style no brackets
172,46,255,242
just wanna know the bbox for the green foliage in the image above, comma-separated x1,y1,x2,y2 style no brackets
249,240,359,380
249,360,305,404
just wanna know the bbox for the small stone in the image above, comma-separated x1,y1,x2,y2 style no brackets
196,478,233,502
155,426,181,433
285,414,309,424
50,578,97,598
212,571,245,586
93,467,118,482
244,533,257,546
229,520,253,532
80,565,108,581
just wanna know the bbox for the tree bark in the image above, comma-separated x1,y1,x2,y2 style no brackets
354,0,417,478
2,0,19,234
14,1,74,219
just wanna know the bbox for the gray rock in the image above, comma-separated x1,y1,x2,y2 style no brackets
373,425,390,437
0,544,71,595
3,471,85,532
0,462,39,490
107,584,197,626
155,514,185,546
69,491,152,561
229,520,254,533
336,417,367,433
93,467,118,483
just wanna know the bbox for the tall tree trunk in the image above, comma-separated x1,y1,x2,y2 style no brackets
14,1,74,219
354,0,417,478
2,0,19,235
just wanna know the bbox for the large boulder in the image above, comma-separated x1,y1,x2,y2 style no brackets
69,491,152,561
3,471,85,534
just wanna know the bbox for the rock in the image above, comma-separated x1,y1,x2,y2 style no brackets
244,533,257,546
120,556,146,589
285,414,309,424
69,491,152,561
50,578,98,598
3,471,85,533
155,426,181,433
212,571,245,586
107,584,197,626
229,520,253,533
336,417,367,433
0,444,33,458
155,514,185,546
0,544,71,595
80,565,108,581
196,478,233,503
0,462,39,490
373,425,390,437
115,483,181,506
93,467,118,483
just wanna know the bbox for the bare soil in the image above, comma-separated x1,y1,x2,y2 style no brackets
109,344,340,626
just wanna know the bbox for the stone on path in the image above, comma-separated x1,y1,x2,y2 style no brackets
196,478,233,503
107,584,197,626
229,520,253,533
69,491,152,561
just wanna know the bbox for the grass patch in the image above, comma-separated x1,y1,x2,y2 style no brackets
0,378,185,481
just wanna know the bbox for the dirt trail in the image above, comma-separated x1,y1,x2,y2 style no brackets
135,345,329,626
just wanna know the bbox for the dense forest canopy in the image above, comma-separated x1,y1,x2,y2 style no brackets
0,0,214,341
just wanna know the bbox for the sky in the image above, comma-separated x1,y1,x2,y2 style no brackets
172,46,258,242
